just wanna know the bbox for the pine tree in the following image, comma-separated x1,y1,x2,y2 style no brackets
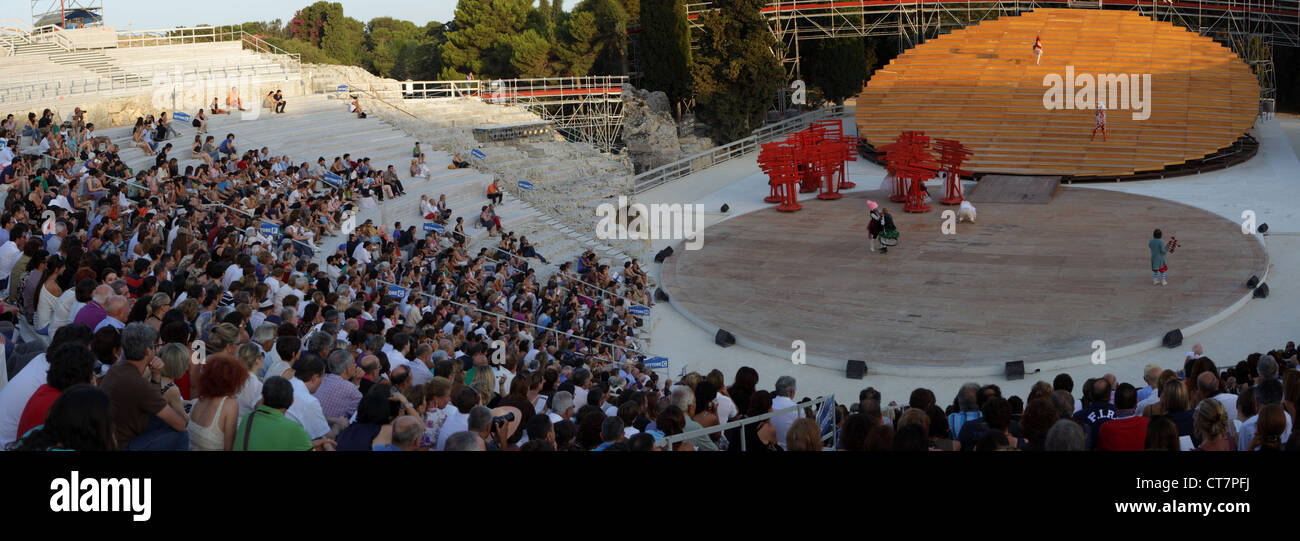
438,0,533,79
639,0,692,110
801,37,874,105
691,0,785,143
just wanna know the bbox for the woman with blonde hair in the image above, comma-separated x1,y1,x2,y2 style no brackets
157,343,193,416
1192,398,1235,451
145,293,172,332
785,418,823,451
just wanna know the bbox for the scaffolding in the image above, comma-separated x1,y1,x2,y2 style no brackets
484,76,626,152
639,0,1299,101
31,0,103,29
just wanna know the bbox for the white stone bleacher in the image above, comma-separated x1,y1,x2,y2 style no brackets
98,93,571,271
353,94,642,266
105,42,291,77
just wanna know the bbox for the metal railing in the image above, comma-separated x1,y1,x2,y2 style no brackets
115,26,301,72
357,76,627,106
0,62,296,106
662,395,836,451
632,105,847,194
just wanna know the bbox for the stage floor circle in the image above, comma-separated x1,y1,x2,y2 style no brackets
661,188,1266,371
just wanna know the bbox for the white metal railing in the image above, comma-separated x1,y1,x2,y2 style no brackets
661,394,836,451
0,62,297,106
358,76,627,105
115,25,300,74
632,105,847,194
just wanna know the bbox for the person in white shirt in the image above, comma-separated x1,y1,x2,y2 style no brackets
410,342,436,386
1237,379,1291,450
770,375,803,449
1185,343,1205,363
547,391,575,426
0,352,48,447
285,357,332,441
352,241,372,268
233,343,265,419
436,387,479,450
1196,371,1237,425
0,224,28,290
571,368,592,411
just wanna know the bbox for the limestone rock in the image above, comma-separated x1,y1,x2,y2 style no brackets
621,85,681,174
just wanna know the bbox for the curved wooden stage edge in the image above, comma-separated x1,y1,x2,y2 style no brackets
855,9,1259,177
660,189,1266,373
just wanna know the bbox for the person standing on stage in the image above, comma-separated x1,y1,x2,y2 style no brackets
868,202,895,254
1149,229,1169,286
1091,104,1107,142
1033,35,1044,65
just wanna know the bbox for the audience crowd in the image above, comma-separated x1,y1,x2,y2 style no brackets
2,104,1296,452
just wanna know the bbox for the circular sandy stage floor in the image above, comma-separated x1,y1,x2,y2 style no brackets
661,188,1266,373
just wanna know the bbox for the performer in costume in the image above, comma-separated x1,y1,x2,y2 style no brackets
1149,228,1169,286
868,202,897,253
1091,104,1107,142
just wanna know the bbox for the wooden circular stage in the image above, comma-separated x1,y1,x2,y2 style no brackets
661,189,1266,372
855,9,1260,178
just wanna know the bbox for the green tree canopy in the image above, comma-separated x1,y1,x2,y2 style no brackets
691,0,785,143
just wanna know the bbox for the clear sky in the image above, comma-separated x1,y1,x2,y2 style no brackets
91,0,459,30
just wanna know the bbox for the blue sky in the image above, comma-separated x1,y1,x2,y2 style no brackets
95,0,459,30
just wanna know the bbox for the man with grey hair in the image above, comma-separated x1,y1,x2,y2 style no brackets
1044,419,1086,451
770,375,801,449
1257,355,1280,384
71,284,114,330
466,405,497,450
1137,364,1162,404
548,390,575,425
669,385,719,451
948,382,982,437
444,431,485,451
377,415,423,451
101,323,189,450
411,342,435,386
594,415,627,451
307,330,334,358
317,349,361,420
252,323,279,379
94,295,129,332
1196,371,1236,420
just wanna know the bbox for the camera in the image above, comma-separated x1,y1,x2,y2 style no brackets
492,411,514,427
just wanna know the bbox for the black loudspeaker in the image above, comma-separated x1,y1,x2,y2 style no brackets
714,329,735,348
655,288,669,302
1162,329,1183,349
1005,360,1025,381
846,360,866,380
1254,283,1270,298
654,246,675,264
720,203,730,213
1247,275,1260,288
1258,223,1269,234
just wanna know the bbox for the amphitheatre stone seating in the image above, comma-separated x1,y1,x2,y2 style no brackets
855,8,1260,177
98,92,622,276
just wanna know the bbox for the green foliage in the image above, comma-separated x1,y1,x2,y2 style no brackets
576,0,630,76
691,0,785,143
801,37,873,105
265,37,342,64
511,30,555,78
638,0,691,109
439,0,533,79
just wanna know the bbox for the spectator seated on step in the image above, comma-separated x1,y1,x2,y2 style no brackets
451,153,471,169
411,159,430,180
348,96,366,119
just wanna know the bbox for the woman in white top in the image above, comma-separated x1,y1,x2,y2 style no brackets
34,255,65,335
187,355,246,451
50,285,81,337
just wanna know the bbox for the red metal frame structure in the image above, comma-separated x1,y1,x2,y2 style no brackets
631,0,1298,102
877,131,938,211
757,121,861,208
933,138,973,205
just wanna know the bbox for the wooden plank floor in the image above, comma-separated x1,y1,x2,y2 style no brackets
967,175,1061,203
662,189,1266,368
